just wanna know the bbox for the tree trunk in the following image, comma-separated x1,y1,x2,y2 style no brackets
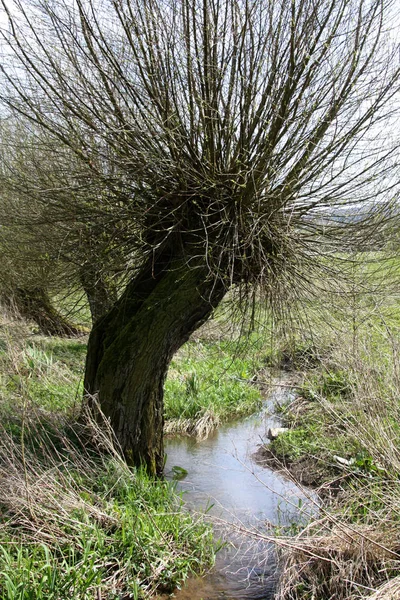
5,287,85,337
80,265,118,323
84,257,225,476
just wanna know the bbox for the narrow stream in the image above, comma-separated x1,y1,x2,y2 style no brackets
164,383,317,600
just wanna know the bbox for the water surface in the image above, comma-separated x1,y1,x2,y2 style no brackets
164,384,316,599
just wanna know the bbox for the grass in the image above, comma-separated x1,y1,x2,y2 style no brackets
0,320,85,417
164,334,267,437
0,408,215,599
0,308,216,599
4,252,400,598
0,303,270,438
260,256,400,599
0,301,273,598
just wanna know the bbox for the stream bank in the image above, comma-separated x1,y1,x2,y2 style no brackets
256,366,400,600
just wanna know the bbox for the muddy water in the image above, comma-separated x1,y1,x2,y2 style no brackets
164,384,316,600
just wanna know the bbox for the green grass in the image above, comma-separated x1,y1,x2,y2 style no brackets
5,252,400,599
0,399,215,599
163,334,270,436
0,303,275,599
269,329,400,478
165,337,264,422
0,444,214,600
0,313,217,599
270,366,362,463
0,331,85,417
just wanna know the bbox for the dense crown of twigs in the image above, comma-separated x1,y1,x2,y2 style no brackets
0,0,399,297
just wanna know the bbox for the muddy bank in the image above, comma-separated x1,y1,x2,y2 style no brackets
253,446,328,488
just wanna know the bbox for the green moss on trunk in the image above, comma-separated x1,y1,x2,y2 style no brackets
84,258,225,475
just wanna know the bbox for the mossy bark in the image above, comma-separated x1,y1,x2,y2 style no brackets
84,257,225,475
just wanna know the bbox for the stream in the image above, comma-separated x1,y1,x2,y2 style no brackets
164,382,317,600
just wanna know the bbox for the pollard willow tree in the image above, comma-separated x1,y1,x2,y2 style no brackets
0,119,122,325
0,0,399,474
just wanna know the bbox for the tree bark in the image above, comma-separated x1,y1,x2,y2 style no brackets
4,287,85,337
84,256,225,476
79,265,118,323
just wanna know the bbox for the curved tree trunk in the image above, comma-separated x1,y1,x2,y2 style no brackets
84,256,225,476
4,287,85,337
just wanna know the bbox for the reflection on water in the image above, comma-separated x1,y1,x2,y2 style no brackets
164,384,316,600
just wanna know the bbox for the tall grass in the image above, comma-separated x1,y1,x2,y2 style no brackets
0,403,215,599
265,267,400,599
0,306,215,599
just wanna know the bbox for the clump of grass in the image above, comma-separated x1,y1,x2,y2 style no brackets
0,402,215,599
0,309,85,417
368,576,400,599
277,517,400,600
164,409,221,439
277,341,327,371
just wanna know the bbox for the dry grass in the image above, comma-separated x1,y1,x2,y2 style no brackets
164,409,221,439
368,577,400,599
0,303,217,598
0,400,216,598
271,315,400,600
277,519,400,600
0,401,127,549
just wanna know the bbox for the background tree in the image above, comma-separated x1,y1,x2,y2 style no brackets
0,117,123,327
0,0,399,474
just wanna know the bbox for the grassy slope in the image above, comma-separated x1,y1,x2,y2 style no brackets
0,317,217,600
